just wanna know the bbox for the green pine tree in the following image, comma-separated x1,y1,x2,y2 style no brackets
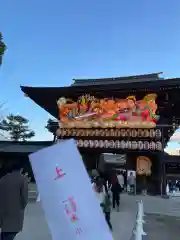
0,33,6,66
45,118,58,141
0,114,35,141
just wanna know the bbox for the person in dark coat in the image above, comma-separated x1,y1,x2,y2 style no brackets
110,170,121,211
0,163,28,240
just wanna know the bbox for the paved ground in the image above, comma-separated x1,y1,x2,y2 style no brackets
135,195,180,240
15,194,180,240
16,194,137,240
144,214,180,240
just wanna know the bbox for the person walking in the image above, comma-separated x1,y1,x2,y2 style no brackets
0,163,28,240
117,171,124,191
100,193,113,232
110,171,121,211
127,172,136,195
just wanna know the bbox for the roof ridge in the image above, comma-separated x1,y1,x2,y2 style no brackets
72,72,163,82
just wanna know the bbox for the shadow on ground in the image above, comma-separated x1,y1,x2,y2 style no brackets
17,194,180,239
144,213,180,240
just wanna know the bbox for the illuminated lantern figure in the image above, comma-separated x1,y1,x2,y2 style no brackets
136,156,152,176
140,108,150,120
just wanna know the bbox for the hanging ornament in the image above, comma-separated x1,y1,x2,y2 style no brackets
144,129,149,138
79,129,84,137
91,130,95,136
110,129,116,137
84,140,89,147
155,129,161,139
120,140,126,149
105,129,110,137
83,130,88,136
138,129,143,138
72,129,77,136
94,140,99,148
76,130,80,136
62,129,66,136
65,129,70,136
100,129,105,136
138,141,144,150
126,129,131,138
144,141,150,150
132,141,138,149
94,129,99,136
149,129,155,138
121,129,126,137
99,140,104,148
156,141,162,151
104,140,109,148
149,141,156,150
125,141,129,149
126,141,131,149
78,140,84,147
114,140,120,148
89,140,94,148
117,130,121,137
132,129,137,138
109,140,115,148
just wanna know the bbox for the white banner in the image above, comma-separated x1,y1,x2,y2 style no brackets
29,139,113,240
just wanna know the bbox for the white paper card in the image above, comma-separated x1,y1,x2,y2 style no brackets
29,139,113,240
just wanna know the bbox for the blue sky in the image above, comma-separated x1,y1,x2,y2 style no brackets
0,0,180,148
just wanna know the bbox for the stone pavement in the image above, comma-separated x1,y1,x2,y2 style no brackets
16,194,137,240
16,194,180,240
129,195,180,240
144,213,180,240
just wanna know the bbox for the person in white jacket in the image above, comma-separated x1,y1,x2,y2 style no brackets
117,171,124,190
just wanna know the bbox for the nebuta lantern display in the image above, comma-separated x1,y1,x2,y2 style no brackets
57,94,159,129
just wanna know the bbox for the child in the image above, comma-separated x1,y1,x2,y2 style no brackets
100,193,113,232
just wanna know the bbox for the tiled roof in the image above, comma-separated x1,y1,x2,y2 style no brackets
72,72,164,86
0,141,53,153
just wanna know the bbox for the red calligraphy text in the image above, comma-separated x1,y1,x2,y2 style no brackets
76,228,83,235
54,167,66,180
68,196,77,212
71,213,78,222
62,197,79,223
64,203,70,215
62,199,70,216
